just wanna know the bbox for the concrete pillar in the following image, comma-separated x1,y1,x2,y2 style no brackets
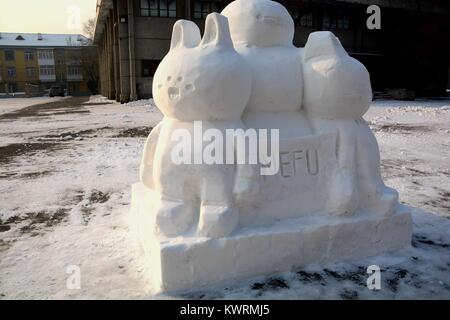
118,0,131,103
127,0,138,101
105,16,111,99
100,37,106,97
108,12,116,100
102,34,108,97
103,37,107,97
186,0,192,19
97,45,103,96
113,0,121,102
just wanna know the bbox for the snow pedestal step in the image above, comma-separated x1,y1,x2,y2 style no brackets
130,182,412,293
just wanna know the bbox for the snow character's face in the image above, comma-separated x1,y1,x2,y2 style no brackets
153,14,251,121
302,32,373,119
221,0,294,47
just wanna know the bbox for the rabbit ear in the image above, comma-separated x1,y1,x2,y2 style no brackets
200,13,233,47
303,31,348,62
170,20,201,51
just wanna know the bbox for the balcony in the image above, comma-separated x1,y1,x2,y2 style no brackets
38,50,55,66
39,75,56,82
38,58,55,66
67,74,83,82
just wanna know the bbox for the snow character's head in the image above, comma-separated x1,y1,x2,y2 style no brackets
153,13,252,121
221,0,294,47
302,31,373,119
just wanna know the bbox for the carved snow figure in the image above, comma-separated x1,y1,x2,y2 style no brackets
222,0,321,226
222,0,311,137
302,31,398,215
130,0,412,294
140,13,253,238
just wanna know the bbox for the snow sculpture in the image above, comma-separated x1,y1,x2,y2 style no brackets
222,0,311,138
139,14,254,238
130,0,412,293
302,31,399,215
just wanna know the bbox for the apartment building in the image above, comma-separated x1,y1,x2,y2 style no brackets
0,32,97,96
94,0,450,102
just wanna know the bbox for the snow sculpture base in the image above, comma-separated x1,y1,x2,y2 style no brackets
130,182,412,293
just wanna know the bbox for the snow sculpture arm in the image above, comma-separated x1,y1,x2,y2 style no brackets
232,131,260,203
139,122,162,189
233,163,260,203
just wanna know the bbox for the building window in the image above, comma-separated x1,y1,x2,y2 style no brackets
323,14,349,30
5,50,15,61
193,0,221,19
7,67,16,78
26,67,36,77
25,51,34,61
38,50,54,60
299,12,313,27
140,0,177,17
67,65,82,76
39,66,55,76
142,60,160,77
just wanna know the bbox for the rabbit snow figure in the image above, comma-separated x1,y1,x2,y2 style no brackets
139,14,254,238
302,31,398,215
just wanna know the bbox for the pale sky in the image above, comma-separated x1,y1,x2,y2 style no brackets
0,0,97,35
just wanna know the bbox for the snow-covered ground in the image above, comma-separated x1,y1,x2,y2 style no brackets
0,96,66,116
0,96,449,299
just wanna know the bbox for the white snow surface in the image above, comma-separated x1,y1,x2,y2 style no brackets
0,96,66,116
0,95,449,299
123,99,156,108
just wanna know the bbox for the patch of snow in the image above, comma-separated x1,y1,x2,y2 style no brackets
0,98,449,299
0,96,66,116
87,95,115,105
123,99,156,109
372,99,450,109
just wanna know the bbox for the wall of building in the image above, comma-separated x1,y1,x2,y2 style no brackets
0,45,94,96
95,0,450,101
0,48,40,93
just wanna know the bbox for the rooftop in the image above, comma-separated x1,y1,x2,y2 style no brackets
0,33,91,48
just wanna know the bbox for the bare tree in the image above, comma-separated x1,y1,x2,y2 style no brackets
78,18,99,94
83,18,96,42
65,44,99,95
82,46,99,94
